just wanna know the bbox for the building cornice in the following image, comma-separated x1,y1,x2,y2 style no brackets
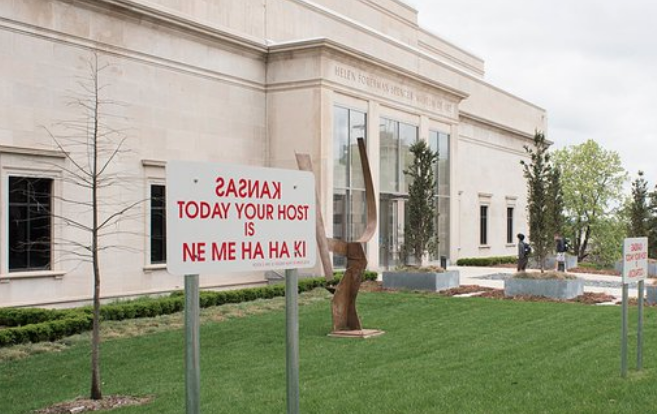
417,39,485,77
81,0,268,55
460,112,552,144
79,0,543,115
141,159,167,168
0,145,66,159
284,1,543,112
268,38,469,102
360,0,418,27
418,28,484,64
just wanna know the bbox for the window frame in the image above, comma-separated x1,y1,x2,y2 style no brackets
149,183,166,265
1,156,64,279
480,205,489,246
429,130,450,260
332,105,368,268
379,117,418,195
7,176,54,272
142,160,167,271
506,207,514,245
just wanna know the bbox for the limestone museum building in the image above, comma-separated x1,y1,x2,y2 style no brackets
0,0,546,306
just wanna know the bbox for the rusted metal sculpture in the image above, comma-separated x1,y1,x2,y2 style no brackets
296,138,378,334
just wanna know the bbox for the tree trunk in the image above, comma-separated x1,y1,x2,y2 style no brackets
90,79,102,400
578,225,591,262
90,255,102,400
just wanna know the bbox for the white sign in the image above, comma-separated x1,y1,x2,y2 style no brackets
166,161,316,275
622,237,648,284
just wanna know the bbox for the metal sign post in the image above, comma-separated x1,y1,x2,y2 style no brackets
637,279,645,371
285,269,300,414
620,237,648,378
621,283,629,378
185,274,201,414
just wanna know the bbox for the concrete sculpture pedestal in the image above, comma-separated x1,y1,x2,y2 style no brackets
505,277,583,299
382,270,460,291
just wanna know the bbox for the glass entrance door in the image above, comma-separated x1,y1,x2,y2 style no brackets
379,194,406,269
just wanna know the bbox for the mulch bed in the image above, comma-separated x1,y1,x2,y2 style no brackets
440,285,497,296
361,281,620,305
567,267,620,276
34,395,152,414
359,280,385,292
494,264,622,277
492,264,517,269
471,289,617,304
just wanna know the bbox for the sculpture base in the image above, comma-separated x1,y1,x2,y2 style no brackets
328,329,385,339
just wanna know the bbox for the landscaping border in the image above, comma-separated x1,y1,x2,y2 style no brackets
0,271,378,347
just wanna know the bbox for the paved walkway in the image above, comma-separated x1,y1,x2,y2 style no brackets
450,266,639,299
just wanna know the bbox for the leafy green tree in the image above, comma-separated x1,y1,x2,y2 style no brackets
629,171,650,237
552,140,627,262
648,186,657,258
547,165,565,237
586,213,627,266
521,132,554,272
403,140,438,265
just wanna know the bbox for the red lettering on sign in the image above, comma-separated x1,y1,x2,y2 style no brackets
235,203,274,220
177,201,230,219
242,241,264,260
215,177,281,200
631,243,644,252
277,204,309,220
183,242,206,262
269,241,290,258
212,242,236,261
629,268,645,278
294,240,306,258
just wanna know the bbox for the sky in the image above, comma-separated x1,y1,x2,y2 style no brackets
407,0,656,187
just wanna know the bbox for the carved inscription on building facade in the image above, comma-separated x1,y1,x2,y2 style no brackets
333,64,456,117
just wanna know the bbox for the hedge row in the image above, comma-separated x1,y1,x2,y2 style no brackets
0,313,93,347
0,271,379,347
456,256,517,267
0,307,74,327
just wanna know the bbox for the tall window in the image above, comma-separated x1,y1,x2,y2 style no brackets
429,131,450,259
333,106,367,267
379,118,417,268
150,185,166,264
379,118,417,194
8,177,52,271
480,205,488,245
506,207,514,244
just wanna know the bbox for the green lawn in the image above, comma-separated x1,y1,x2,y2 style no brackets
1,290,656,414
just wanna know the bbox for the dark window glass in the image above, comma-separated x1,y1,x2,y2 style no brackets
150,185,166,264
480,205,488,245
8,177,52,271
507,207,514,244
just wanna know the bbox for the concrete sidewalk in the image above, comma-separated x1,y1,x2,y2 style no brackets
450,266,638,299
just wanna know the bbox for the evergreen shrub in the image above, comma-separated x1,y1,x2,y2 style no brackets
0,271,379,347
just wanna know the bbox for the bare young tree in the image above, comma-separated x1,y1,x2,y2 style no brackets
44,53,142,400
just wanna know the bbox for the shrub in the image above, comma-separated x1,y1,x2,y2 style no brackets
0,271,379,347
456,256,517,267
0,313,93,347
0,308,71,327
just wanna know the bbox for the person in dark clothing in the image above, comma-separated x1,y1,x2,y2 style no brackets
517,233,529,272
554,232,568,272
